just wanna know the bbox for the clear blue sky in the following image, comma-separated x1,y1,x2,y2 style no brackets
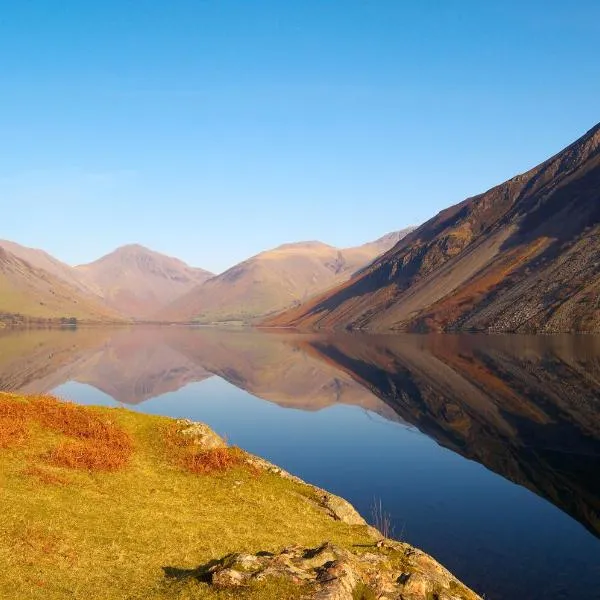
1,0,598,273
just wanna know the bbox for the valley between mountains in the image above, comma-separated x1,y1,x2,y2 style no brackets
0,230,413,326
1,123,599,332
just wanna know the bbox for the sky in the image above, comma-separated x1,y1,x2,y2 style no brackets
1,0,599,273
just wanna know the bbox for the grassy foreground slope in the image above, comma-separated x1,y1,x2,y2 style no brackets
0,394,479,600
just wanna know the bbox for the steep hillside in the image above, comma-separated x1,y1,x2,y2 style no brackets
266,124,600,332
0,247,122,324
156,229,413,324
0,240,100,297
75,244,213,318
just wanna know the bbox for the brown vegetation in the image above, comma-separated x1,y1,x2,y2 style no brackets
0,394,133,471
0,401,29,448
24,465,72,486
163,421,246,475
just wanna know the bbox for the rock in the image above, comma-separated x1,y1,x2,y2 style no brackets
320,493,366,525
211,567,246,587
175,420,226,449
201,542,481,600
242,454,367,526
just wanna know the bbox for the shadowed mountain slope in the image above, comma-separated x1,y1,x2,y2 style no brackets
75,244,213,318
266,124,600,332
156,229,414,324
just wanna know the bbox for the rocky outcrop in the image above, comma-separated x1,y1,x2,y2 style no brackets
194,542,480,600
170,418,481,599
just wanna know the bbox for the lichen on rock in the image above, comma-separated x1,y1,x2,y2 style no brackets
202,541,481,600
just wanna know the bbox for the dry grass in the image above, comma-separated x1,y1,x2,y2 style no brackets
184,446,246,475
163,421,247,475
0,394,133,471
371,497,394,539
23,465,71,487
0,393,373,600
0,414,28,448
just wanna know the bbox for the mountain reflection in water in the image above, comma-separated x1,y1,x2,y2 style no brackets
1,327,599,599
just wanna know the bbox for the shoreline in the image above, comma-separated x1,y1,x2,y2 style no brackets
0,393,482,599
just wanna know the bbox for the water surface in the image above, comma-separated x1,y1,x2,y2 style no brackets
1,327,599,599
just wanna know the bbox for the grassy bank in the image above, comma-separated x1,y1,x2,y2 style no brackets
0,393,480,600
0,393,374,599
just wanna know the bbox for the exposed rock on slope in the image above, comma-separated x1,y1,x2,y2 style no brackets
202,541,479,600
168,416,481,600
265,124,600,332
0,247,121,323
75,244,213,318
156,229,414,324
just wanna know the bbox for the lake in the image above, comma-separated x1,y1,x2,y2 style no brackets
1,327,599,599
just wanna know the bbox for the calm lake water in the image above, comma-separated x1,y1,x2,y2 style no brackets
1,327,599,599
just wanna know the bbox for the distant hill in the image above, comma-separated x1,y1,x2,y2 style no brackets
0,247,121,324
155,228,414,324
0,239,101,297
265,123,600,333
75,244,214,318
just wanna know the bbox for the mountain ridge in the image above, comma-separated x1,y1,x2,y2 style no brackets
73,245,214,319
264,123,600,333
155,227,415,324
0,246,122,323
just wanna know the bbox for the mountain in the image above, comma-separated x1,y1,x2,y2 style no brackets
75,244,214,318
0,239,100,297
156,228,414,324
0,247,121,323
265,124,600,333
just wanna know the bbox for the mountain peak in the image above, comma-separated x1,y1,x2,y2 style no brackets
75,245,213,318
264,121,600,333
272,241,333,251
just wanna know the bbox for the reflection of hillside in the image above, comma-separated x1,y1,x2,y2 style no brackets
305,334,600,538
0,327,397,420
72,329,213,404
0,328,214,404
0,328,113,393
161,329,402,421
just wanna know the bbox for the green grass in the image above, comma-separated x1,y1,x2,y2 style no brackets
0,393,373,599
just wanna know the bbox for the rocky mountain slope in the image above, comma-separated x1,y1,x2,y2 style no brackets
0,247,121,324
265,123,600,332
75,244,213,318
156,229,414,324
